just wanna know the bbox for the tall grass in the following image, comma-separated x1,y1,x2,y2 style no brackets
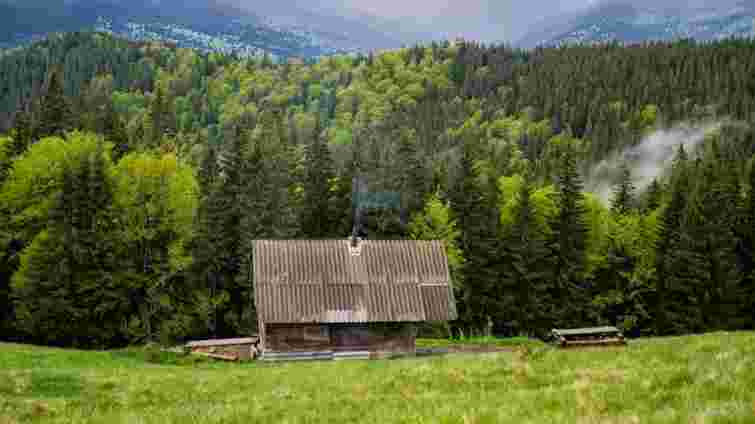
1,332,754,423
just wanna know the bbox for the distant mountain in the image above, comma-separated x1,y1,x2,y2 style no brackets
0,0,407,57
518,0,755,47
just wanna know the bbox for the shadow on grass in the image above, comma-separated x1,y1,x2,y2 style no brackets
29,371,83,398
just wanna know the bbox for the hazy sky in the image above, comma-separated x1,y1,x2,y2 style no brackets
232,0,599,43
316,0,598,42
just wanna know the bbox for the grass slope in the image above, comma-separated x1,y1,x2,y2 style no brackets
1,332,754,423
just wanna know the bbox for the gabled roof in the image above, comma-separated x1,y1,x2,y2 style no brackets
254,240,457,324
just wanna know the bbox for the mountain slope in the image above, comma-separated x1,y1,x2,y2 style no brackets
518,0,755,47
0,0,401,57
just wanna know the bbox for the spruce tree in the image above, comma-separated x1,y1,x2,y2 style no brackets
102,100,129,161
394,127,428,226
500,173,552,336
643,178,663,212
740,160,755,328
547,145,589,328
653,145,690,335
149,86,166,146
611,163,635,215
13,144,125,347
693,160,741,330
452,138,500,333
35,70,73,139
301,116,335,238
10,107,34,156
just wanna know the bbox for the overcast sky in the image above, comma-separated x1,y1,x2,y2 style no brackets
225,0,600,43
256,0,600,42
341,0,597,41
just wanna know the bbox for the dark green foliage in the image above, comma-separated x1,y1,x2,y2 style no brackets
301,117,336,238
642,178,663,212
547,146,590,328
34,71,74,139
3,32,755,346
653,146,691,335
499,173,552,337
611,163,635,215
452,139,501,332
12,143,126,347
740,160,755,328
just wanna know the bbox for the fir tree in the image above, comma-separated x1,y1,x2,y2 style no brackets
547,145,589,328
301,116,335,238
500,173,552,336
452,138,500,333
740,160,755,328
13,144,125,347
10,107,34,156
35,70,73,139
653,145,690,335
643,178,663,212
611,163,635,215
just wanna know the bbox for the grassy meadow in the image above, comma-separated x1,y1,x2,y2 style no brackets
1,332,754,423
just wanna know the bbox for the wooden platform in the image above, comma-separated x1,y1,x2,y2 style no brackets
551,326,626,348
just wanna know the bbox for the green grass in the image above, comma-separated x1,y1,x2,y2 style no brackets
1,332,755,423
416,335,544,349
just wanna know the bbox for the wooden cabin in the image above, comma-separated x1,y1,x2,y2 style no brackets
253,238,457,359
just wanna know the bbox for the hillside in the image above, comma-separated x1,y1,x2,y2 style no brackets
0,32,754,348
0,0,399,57
519,0,755,47
1,333,754,423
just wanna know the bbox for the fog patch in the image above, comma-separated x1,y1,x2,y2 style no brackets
586,121,723,203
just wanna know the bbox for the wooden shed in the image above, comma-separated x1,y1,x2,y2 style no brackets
253,239,457,358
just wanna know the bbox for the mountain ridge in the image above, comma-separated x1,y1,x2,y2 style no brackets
0,0,407,57
518,0,755,47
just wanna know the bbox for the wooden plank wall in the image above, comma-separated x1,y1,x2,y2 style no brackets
264,323,417,354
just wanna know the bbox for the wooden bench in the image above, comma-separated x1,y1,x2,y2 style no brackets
551,326,626,348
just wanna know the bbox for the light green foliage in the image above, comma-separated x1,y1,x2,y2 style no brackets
0,132,109,239
640,104,659,128
499,176,558,236
113,152,199,272
409,192,463,275
583,192,612,272
0,136,10,175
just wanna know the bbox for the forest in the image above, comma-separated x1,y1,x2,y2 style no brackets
0,32,753,348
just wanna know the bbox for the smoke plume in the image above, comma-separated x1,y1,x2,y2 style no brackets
586,121,723,203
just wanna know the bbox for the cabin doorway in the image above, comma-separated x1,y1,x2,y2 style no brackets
330,324,370,351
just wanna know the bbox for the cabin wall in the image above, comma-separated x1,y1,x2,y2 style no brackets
265,324,331,352
262,323,417,354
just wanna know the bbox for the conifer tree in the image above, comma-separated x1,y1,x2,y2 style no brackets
301,116,335,238
643,178,663,212
394,127,428,225
611,163,635,215
547,145,589,327
693,159,741,330
740,160,755,328
452,138,500,333
35,70,73,139
102,100,129,160
10,107,34,156
149,86,167,146
653,145,690,335
13,143,125,347
500,173,552,336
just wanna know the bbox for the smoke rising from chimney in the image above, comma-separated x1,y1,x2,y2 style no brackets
586,121,723,203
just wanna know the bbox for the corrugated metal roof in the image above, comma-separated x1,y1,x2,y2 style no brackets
254,240,456,324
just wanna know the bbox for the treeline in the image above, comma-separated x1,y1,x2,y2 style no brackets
0,32,754,347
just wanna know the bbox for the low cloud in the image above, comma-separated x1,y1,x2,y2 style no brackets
586,121,723,203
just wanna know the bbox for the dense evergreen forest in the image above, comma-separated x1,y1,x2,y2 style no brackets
0,32,753,347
